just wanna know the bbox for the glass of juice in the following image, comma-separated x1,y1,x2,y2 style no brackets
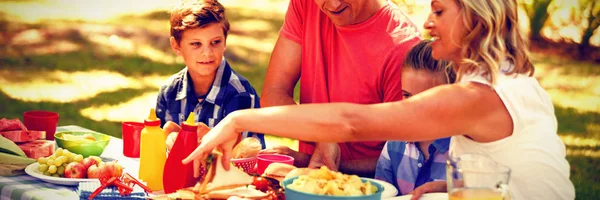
446,154,511,200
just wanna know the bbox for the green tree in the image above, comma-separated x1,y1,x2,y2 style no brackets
521,0,553,41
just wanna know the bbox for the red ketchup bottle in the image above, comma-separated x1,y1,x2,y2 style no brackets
163,113,199,193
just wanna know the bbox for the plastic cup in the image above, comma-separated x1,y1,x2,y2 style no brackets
23,110,59,140
122,121,144,158
256,154,294,175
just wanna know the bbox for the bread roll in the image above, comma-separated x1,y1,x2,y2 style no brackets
283,168,314,181
262,162,297,182
162,121,181,135
231,137,262,159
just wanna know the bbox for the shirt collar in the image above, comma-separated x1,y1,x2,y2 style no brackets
174,56,228,105
431,137,451,154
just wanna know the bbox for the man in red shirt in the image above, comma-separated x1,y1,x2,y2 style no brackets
261,0,420,177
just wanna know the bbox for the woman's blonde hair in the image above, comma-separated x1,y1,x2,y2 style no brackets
455,0,534,84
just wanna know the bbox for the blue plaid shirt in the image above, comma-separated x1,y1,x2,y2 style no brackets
155,57,265,148
375,138,450,195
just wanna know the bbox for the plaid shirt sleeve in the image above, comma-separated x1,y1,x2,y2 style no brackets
222,91,266,149
375,142,397,184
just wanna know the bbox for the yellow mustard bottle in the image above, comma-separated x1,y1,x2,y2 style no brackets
138,108,166,191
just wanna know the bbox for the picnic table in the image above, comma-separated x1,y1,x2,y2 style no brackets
0,125,153,200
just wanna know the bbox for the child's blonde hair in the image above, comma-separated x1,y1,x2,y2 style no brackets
170,0,230,43
403,40,456,84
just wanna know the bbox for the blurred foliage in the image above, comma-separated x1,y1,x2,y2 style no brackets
521,0,553,41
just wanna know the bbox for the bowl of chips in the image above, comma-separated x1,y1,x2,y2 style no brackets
282,166,383,200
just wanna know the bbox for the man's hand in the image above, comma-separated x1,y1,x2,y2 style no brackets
408,181,447,200
308,143,340,171
259,145,311,167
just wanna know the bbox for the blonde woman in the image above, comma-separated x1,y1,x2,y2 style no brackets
184,0,575,199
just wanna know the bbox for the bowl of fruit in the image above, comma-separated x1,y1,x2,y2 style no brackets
54,131,111,157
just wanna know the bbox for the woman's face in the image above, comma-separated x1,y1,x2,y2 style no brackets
424,0,465,63
401,68,447,99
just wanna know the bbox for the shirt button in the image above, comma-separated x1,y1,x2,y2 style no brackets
417,163,423,168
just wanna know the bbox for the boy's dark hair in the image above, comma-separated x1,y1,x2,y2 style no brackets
170,0,230,43
403,40,456,83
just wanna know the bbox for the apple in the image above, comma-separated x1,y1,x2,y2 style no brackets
80,157,99,170
89,156,103,164
104,161,123,177
87,162,111,179
64,162,87,178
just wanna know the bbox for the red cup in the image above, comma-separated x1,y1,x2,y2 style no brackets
122,121,144,158
23,110,59,140
256,154,294,175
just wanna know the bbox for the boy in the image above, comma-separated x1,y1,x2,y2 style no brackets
156,0,265,148
374,40,455,195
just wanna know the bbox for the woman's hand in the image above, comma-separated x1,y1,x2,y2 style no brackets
182,115,240,177
408,181,447,200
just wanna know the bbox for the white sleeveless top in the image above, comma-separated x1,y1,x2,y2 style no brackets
449,61,575,200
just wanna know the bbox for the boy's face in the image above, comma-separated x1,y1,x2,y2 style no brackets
170,23,226,77
401,68,447,99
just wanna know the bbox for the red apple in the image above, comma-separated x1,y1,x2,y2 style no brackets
104,161,123,177
64,162,87,178
80,157,99,170
87,162,111,179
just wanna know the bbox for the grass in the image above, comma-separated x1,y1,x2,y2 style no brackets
0,1,598,199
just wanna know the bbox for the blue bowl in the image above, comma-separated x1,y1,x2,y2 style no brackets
282,176,384,200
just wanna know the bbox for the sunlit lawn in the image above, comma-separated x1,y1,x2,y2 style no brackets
0,0,598,199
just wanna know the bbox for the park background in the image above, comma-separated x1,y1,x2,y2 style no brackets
0,0,598,199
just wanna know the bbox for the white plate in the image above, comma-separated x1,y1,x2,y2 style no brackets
25,163,98,186
362,178,399,199
384,192,448,200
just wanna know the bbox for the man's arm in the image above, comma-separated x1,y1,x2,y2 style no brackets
259,146,311,167
339,158,378,178
261,36,302,107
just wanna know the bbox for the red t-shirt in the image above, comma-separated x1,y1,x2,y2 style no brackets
280,0,420,160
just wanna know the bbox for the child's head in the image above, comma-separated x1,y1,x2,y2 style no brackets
169,0,230,77
401,40,455,99
424,0,533,84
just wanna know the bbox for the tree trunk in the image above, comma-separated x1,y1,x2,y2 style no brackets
529,0,553,42
579,0,599,58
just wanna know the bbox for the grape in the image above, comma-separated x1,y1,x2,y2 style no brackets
74,154,83,162
48,165,57,173
63,151,72,159
57,166,65,175
37,157,48,165
38,164,49,172
43,171,52,176
46,159,54,166
54,159,63,166
52,174,60,177
58,156,68,163
55,148,63,157
48,155,56,160
62,163,68,168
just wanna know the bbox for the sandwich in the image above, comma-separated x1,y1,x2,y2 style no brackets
197,152,255,193
261,162,297,182
155,152,268,200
